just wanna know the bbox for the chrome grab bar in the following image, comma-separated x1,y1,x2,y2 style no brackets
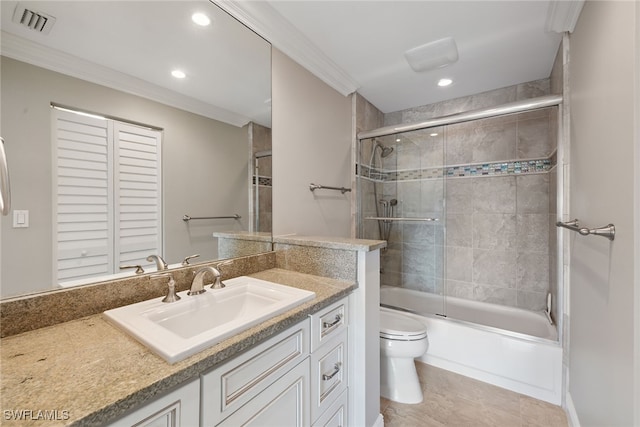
183,214,241,221
309,183,351,194
556,219,615,241
364,217,439,222
0,137,11,216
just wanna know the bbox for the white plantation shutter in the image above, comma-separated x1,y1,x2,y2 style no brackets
54,109,161,283
114,122,162,269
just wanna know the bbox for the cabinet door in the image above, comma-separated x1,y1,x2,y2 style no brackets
217,358,310,427
310,299,348,352
310,330,348,421
312,388,348,427
201,320,310,424
107,378,199,427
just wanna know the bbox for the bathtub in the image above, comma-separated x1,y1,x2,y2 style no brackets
380,286,563,405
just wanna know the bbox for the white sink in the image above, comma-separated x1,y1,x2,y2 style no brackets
104,276,315,363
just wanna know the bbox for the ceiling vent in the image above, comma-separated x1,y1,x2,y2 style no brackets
404,37,459,73
12,3,56,35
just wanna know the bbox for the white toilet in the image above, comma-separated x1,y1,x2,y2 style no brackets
379,307,429,404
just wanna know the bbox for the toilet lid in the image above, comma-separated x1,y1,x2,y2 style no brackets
380,310,427,339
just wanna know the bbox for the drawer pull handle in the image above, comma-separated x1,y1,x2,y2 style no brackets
322,362,342,381
323,314,343,329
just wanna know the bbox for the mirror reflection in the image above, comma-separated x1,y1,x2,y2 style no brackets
0,1,272,299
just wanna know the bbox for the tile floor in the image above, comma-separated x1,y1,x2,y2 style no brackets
380,362,568,427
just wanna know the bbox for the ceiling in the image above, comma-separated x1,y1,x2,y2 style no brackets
267,1,565,113
1,1,582,125
0,1,272,127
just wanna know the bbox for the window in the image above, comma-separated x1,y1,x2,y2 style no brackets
53,108,162,283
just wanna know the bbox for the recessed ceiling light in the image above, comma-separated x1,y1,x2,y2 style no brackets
192,12,211,26
396,138,401,142
430,133,439,137
438,78,453,87
171,70,186,79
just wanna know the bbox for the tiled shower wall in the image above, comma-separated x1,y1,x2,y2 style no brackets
443,108,557,311
357,79,559,313
249,122,272,232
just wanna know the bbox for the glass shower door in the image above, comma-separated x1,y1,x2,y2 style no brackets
357,126,446,316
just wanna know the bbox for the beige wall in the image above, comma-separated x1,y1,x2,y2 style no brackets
567,1,638,425
0,57,250,298
271,48,353,237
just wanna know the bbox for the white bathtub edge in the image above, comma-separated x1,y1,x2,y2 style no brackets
412,311,563,405
420,352,562,405
373,413,384,427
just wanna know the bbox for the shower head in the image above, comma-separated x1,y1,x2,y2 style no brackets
373,140,394,158
380,146,394,157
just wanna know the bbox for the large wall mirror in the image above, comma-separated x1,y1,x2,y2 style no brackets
0,1,272,299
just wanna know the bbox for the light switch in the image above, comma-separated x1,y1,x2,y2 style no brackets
13,210,29,228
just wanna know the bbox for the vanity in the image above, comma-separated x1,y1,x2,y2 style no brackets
113,296,349,427
0,237,384,427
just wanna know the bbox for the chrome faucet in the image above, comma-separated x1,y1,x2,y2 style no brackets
189,266,223,295
146,254,168,271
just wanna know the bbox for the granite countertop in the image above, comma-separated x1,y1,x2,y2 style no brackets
273,234,387,251
211,231,273,242
0,269,355,427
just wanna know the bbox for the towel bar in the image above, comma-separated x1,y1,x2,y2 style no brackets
556,219,615,241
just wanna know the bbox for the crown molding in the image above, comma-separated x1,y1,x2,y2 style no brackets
0,31,251,127
216,1,359,97
545,0,585,33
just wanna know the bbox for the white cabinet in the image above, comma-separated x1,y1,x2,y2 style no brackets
201,320,311,426
309,299,349,423
310,298,348,352
107,378,199,427
113,297,351,427
203,297,350,427
312,389,348,427
217,359,310,427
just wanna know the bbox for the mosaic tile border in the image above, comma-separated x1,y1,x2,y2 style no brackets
357,157,554,182
253,175,272,186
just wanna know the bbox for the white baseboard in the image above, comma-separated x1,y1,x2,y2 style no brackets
565,392,581,427
373,413,384,427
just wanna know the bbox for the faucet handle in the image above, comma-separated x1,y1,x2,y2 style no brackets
211,260,233,289
151,273,181,303
120,264,144,274
182,254,200,266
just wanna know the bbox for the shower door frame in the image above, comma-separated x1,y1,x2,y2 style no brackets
356,94,565,340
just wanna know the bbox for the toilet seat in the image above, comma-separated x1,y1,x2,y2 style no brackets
380,310,427,341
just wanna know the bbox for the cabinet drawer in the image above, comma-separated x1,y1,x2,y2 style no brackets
310,298,348,352
312,388,348,427
310,330,348,421
217,358,310,427
201,319,310,425
107,378,199,427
